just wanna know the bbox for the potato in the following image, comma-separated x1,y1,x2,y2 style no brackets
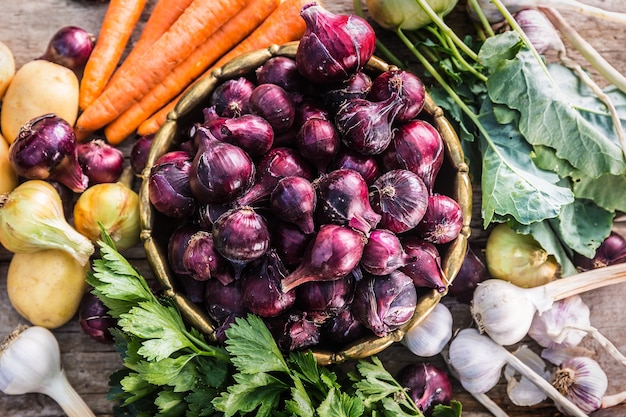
0,40,15,100
1,59,79,143
0,132,18,194
7,248,89,328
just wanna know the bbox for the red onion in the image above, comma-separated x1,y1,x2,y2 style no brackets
400,237,447,292
296,273,354,323
296,117,340,173
294,99,330,129
9,113,88,192
236,147,313,206
321,306,368,345
212,206,270,276
189,126,255,204
384,119,444,192
351,270,417,337
573,231,626,271
265,310,321,352
203,114,274,158
360,228,416,275
368,69,426,122
203,279,248,342
335,94,401,155
130,134,154,176
416,194,463,245
270,220,312,267
39,26,95,72
396,363,453,416
182,230,235,285
167,222,200,277
270,176,317,234
321,71,373,114
255,56,306,92
369,169,429,234
281,224,367,292
314,168,381,234
209,77,255,117
328,148,381,185
242,250,296,318
192,202,232,229
248,83,296,134
295,2,376,84
148,150,196,218
78,291,116,344
447,244,487,304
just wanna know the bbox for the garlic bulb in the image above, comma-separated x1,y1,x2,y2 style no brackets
0,325,96,417
553,356,607,414
0,180,94,265
401,303,452,357
528,295,590,349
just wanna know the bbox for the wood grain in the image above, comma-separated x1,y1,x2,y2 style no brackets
1,1,626,416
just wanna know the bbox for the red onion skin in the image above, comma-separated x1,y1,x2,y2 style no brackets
168,223,201,277
265,310,321,352
396,363,453,416
369,169,429,234
296,117,341,173
416,194,463,245
335,94,401,155
39,26,95,72
328,148,381,185
203,278,248,325
360,228,416,275
270,176,317,234
9,113,88,192
321,305,369,346
314,168,381,235
294,99,330,129
189,126,256,204
78,291,116,344
447,244,487,303
281,224,367,293
296,273,354,323
210,77,255,117
248,83,296,134
236,147,314,206
400,237,447,292
351,270,418,337
192,202,232,229
255,56,307,93
368,69,426,122
130,134,154,176
148,150,196,218
322,71,373,114
573,231,626,271
242,250,296,318
296,3,376,84
270,220,313,267
203,114,274,158
384,119,444,192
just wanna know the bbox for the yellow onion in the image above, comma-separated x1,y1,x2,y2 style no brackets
73,180,140,250
365,0,459,31
485,223,558,288
0,180,94,265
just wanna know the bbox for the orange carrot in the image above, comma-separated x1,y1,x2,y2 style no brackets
75,0,247,137
106,0,195,88
79,0,148,110
104,0,280,144
136,0,310,137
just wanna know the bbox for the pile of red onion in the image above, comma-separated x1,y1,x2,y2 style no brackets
147,2,464,352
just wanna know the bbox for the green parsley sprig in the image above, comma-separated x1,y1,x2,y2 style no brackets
88,234,462,417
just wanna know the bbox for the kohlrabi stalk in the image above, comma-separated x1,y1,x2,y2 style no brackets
0,325,96,417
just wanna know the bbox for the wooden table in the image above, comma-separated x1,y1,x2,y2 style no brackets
1,0,626,416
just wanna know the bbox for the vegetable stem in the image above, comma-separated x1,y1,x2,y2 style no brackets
542,7,626,95
549,0,626,25
467,0,495,37
41,371,96,417
542,262,626,302
568,324,626,367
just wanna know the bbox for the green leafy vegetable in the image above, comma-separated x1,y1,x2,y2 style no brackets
89,235,462,417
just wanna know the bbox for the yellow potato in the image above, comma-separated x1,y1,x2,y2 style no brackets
0,40,15,100
7,248,89,329
1,59,78,143
0,132,18,194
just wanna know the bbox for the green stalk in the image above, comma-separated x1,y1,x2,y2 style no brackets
412,0,479,61
467,0,495,37
442,31,488,82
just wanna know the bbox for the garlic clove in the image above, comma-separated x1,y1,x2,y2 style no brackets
504,346,550,406
528,295,590,349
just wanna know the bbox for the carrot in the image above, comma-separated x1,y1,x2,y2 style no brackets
106,0,195,88
79,0,148,110
104,0,280,144
136,0,310,137
75,0,247,138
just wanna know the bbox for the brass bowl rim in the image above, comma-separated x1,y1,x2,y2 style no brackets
139,41,472,365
